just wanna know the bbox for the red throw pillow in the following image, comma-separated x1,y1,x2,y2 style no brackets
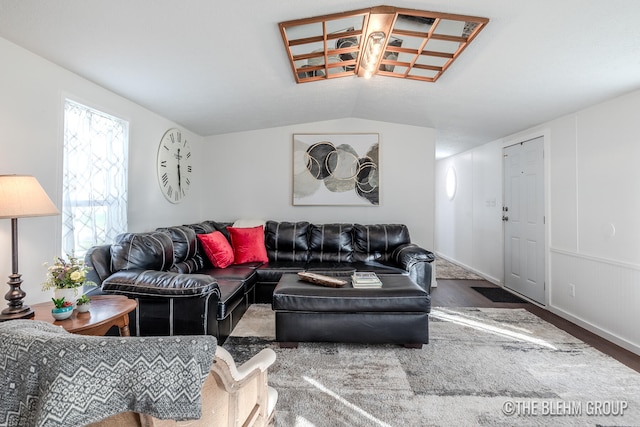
197,231,234,268
227,225,268,264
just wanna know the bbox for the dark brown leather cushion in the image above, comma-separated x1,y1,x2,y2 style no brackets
265,221,310,262
308,223,354,262
110,232,174,272
352,224,411,262
156,226,198,264
102,269,219,297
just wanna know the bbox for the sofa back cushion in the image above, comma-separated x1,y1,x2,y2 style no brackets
155,226,205,273
157,226,197,263
308,223,354,262
183,221,216,234
110,231,174,272
184,221,233,241
352,224,411,262
265,221,310,262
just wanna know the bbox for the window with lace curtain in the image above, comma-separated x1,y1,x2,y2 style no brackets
62,99,128,257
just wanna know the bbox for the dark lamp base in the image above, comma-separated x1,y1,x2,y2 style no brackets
1,271,35,322
0,306,35,321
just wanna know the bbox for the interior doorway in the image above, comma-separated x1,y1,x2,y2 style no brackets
503,137,545,304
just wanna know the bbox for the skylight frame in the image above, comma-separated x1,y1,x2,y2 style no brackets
279,6,489,83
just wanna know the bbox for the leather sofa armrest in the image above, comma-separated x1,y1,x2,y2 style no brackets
391,243,435,267
102,269,220,298
391,243,435,292
85,245,113,286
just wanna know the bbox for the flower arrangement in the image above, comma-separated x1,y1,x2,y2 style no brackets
42,254,96,291
52,297,73,309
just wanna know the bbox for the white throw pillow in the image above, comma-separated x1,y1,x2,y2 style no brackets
232,219,266,228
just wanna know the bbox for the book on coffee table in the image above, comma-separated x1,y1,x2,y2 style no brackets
351,272,382,288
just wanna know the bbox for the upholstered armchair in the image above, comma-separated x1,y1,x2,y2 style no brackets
90,346,278,427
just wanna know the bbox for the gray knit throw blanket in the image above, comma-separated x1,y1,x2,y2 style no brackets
0,320,216,427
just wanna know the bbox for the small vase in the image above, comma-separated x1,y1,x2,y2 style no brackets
52,306,73,320
54,286,83,309
76,302,91,313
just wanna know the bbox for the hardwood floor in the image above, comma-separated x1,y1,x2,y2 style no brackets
431,279,640,374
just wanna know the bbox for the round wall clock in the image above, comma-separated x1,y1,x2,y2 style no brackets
156,128,193,203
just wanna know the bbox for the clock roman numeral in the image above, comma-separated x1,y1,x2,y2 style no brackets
167,186,173,197
186,151,191,159
187,165,192,173
161,173,169,186
160,160,167,168
185,177,190,186
163,144,169,151
174,191,180,201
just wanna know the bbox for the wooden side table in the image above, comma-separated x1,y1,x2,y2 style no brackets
31,295,137,336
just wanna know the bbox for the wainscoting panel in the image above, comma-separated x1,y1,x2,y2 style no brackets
550,248,640,354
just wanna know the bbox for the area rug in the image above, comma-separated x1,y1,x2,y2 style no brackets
472,286,527,303
435,257,484,280
224,304,640,426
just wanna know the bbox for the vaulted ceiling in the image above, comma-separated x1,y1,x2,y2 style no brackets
1,1,639,158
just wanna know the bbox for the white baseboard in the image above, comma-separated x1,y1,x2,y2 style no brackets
549,306,640,357
434,252,501,285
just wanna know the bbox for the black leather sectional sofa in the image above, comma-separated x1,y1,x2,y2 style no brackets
85,220,435,342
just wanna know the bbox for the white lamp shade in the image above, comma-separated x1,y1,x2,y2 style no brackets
0,175,59,219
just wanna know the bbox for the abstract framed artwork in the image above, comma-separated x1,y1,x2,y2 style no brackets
293,133,380,206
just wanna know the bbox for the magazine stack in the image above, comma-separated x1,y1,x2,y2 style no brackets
351,272,382,288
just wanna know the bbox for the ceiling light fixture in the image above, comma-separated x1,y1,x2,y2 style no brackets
362,31,386,79
279,5,488,83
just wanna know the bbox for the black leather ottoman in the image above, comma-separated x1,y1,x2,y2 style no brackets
272,273,430,348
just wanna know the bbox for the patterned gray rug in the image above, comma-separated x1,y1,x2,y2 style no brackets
435,257,484,280
224,304,640,426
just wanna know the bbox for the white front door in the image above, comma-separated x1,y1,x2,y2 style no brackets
503,137,545,304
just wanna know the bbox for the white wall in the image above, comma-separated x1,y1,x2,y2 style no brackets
435,151,473,267
0,37,204,306
435,142,503,282
0,36,436,308
435,89,640,355
203,119,436,249
546,90,640,355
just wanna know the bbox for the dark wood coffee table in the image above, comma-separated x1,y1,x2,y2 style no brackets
31,295,137,336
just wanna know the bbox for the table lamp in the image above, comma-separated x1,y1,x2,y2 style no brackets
0,175,59,321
